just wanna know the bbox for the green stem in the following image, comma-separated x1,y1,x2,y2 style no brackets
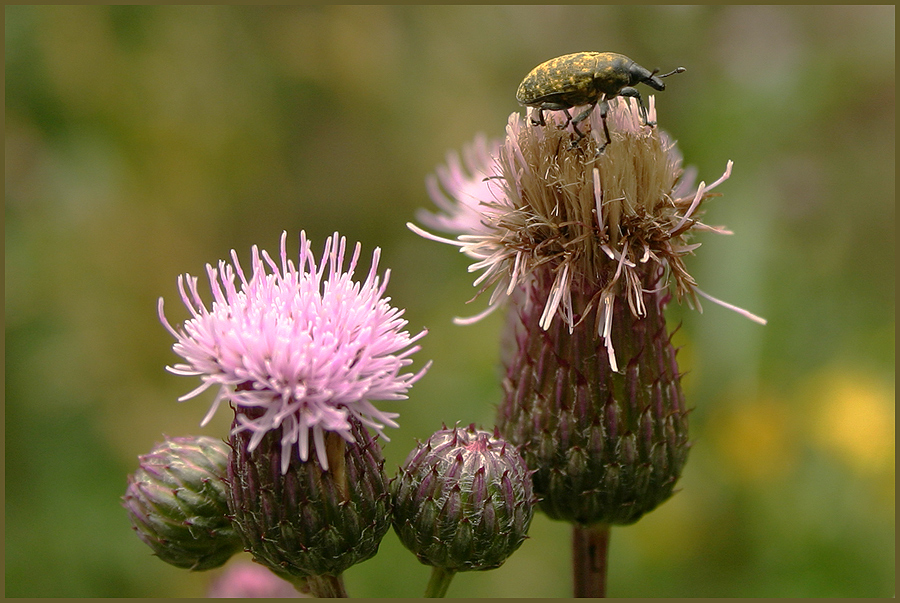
424,566,456,598
572,523,610,597
304,574,348,598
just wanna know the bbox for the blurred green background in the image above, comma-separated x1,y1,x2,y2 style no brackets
5,5,894,597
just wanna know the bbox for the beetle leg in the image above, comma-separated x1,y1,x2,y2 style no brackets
619,87,655,127
594,99,612,153
561,109,583,148
569,102,597,141
530,108,547,127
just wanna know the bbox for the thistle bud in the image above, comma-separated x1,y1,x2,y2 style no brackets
392,424,536,572
123,435,241,570
227,411,392,580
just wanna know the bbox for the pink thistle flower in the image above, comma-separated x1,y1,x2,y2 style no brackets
420,133,506,237
411,97,765,372
159,231,430,473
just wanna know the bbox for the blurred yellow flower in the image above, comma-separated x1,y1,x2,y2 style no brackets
808,370,894,477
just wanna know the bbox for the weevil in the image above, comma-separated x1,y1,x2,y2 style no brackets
516,52,685,151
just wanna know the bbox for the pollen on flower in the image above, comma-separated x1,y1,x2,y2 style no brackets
411,96,764,371
159,231,430,473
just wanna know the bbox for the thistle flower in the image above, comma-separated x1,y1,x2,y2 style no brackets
412,98,765,525
159,231,430,473
158,231,427,591
123,436,241,571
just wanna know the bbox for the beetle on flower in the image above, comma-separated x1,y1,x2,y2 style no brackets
516,51,685,149
412,69,767,597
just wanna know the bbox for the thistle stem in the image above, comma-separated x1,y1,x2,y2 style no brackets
424,566,456,597
305,574,348,598
573,523,611,597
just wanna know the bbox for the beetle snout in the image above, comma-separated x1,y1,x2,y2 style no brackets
646,76,666,91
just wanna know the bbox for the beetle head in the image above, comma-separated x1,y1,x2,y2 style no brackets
645,66,686,91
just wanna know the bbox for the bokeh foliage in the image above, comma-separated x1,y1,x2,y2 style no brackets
5,5,893,597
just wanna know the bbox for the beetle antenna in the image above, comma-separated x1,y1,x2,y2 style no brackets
658,67,686,79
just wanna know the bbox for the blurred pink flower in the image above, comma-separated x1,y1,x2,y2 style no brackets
207,561,304,598
160,231,429,472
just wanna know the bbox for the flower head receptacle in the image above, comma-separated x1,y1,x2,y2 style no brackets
500,266,688,524
228,412,392,579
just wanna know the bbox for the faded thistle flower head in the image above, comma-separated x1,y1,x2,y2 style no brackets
412,98,765,525
159,231,430,473
412,97,764,370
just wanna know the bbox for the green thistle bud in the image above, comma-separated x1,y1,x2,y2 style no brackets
122,435,241,571
227,410,391,580
392,424,536,572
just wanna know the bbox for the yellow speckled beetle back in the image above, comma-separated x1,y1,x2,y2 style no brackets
516,52,685,150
